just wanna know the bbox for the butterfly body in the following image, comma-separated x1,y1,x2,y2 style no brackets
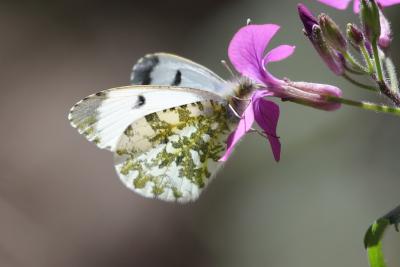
69,53,257,202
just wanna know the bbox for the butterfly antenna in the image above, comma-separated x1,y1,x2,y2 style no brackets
221,60,235,78
232,95,251,101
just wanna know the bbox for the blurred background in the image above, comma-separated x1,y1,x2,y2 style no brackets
1,0,400,266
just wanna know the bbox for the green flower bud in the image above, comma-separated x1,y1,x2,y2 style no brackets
360,0,381,42
319,14,347,52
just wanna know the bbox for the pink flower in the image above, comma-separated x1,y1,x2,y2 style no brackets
219,90,280,162
219,24,342,162
228,24,342,111
317,0,400,13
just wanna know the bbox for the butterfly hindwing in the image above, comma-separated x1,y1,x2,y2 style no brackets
131,53,230,96
68,85,223,151
114,100,234,202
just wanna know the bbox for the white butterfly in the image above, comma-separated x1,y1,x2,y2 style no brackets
68,53,256,203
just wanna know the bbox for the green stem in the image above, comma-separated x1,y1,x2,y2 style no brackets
369,40,400,106
372,40,385,82
343,51,369,74
345,64,367,75
384,57,399,93
361,43,374,74
343,73,378,92
325,96,400,116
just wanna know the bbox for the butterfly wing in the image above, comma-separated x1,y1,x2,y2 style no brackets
68,85,224,151
114,99,234,202
131,53,230,96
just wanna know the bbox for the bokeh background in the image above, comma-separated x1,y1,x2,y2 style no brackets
1,0,400,266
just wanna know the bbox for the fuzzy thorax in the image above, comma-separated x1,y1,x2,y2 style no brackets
224,76,259,117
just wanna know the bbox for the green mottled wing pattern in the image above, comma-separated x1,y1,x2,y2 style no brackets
114,100,234,202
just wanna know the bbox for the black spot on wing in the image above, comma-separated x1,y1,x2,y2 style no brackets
132,95,146,109
138,95,145,106
171,70,182,86
131,55,160,85
95,91,106,97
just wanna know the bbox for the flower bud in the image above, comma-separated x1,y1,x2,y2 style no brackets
281,80,343,111
298,4,344,75
298,3,318,36
347,23,364,47
378,9,392,49
319,14,347,52
311,25,344,75
360,0,381,42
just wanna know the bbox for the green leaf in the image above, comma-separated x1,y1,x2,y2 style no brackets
364,205,400,267
364,219,390,267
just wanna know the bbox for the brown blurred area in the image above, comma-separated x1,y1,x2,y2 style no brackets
0,1,234,266
1,0,400,267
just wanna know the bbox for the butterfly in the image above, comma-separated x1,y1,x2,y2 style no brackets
68,53,257,203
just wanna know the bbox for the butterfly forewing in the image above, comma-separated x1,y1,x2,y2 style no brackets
114,100,234,202
131,53,231,96
68,85,223,151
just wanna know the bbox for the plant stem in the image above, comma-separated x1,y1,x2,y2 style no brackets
361,43,374,74
372,40,384,82
343,73,378,92
384,57,399,93
344,64,366,75
343,51,368,74
377,81,400,106
325,95,400,116
370,40,400,106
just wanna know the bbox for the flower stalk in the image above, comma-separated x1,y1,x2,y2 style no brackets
372,40,384,82
325,95,400,116
342,73,378,91
360,43,374,73
384,57,399,92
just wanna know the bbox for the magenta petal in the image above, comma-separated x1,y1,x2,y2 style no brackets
263,45,296,64
262,44,296,83
379,0,400,5
253,93,281,162
228,24,280,84
219,100,255,162
317,0,352,9
352,0,400,13
353,0,361,13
